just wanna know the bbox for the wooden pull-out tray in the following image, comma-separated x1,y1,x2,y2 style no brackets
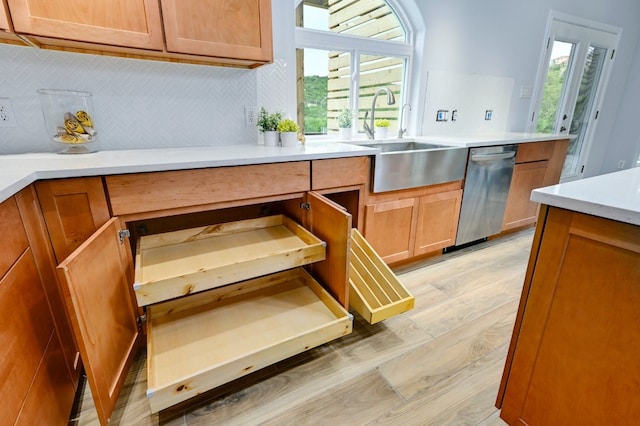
349,228,414,324
134,215,326,306
145,267,352,413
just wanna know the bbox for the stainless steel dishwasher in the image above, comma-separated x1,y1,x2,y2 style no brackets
455,145,518,246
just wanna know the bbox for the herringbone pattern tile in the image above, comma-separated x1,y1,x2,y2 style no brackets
0,44,264,154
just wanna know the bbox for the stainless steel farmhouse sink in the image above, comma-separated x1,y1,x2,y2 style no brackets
360,141,468,192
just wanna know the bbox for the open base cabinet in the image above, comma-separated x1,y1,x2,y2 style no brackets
56,191,413,425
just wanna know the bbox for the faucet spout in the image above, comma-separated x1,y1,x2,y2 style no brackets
365,87,396,139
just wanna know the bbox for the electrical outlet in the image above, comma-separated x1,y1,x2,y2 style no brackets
0,98,18,128
617,160,625,169
245,106,258,127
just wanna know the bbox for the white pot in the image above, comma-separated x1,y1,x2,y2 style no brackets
338,127,352,140
263,131,278,146
374,127,388,140
280,131,299,147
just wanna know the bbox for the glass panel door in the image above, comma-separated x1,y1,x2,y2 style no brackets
536,41,575,134
564,45,607,176
531,15,619,181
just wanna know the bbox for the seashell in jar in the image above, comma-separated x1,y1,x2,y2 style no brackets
75,110,94,128
55,133,85,144
64,112,86,134
55,126,69,136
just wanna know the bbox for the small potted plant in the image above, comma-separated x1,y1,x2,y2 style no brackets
277,119,300,147
337,108,353,140
257,107,282,146
374,118,390,140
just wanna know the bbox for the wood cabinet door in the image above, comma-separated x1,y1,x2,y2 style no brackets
363,198,417,264
1,249,58,426
500,208,640,424
6,0,163,49
57,217,139,426
0,0,11,31
304,192,352,309
414,190,462,256
502,161,548,231
15,186,82,390
160,0,272,61
36,177,111,264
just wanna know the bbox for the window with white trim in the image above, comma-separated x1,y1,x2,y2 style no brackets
295,0,413,137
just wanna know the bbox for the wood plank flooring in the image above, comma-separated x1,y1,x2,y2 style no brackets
69,229,534,426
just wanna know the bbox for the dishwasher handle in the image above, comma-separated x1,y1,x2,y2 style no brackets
470,151,516,162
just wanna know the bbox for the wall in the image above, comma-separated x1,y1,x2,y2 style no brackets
411,0,640,176
0,44,262,154
600,34,640,172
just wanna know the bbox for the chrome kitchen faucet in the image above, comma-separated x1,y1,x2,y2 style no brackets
363,87,395,139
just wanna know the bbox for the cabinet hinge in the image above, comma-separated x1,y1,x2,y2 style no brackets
118,229,131,244
137,314,147,329
300,202,311,211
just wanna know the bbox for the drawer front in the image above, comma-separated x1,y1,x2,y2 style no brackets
0,250,55,426
515,141,555,163
311,157,369,190
106,162,311,216
0,196,28,277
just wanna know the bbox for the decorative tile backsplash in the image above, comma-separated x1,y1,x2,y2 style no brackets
0,44,285,154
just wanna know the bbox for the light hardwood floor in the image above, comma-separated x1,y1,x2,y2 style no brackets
70,229,534,426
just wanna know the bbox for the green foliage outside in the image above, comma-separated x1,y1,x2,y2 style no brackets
536,62,567,133
304,75,328,134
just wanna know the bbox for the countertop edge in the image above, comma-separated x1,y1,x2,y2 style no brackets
0,144,379,203
531,168,640,226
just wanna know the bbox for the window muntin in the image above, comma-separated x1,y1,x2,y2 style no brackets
358,53,403,135
296,0,411,137
298,0,406,43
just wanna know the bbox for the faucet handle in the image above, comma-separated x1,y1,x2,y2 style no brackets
363,110,373,139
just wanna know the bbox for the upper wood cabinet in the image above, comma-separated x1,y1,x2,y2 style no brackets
0,0,11,31
161,0,272,62
3,0,273,67
6,0,164,50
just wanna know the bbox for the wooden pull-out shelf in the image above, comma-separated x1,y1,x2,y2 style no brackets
145,267,352,413
349,229,414,324
134,215,326,306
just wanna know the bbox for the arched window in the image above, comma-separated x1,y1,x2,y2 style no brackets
295,0,414,137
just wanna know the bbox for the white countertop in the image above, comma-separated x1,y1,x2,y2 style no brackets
0,132,573,204
0,142,377,203
532,167,640,226
340,132,571,148
413,132,573,147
